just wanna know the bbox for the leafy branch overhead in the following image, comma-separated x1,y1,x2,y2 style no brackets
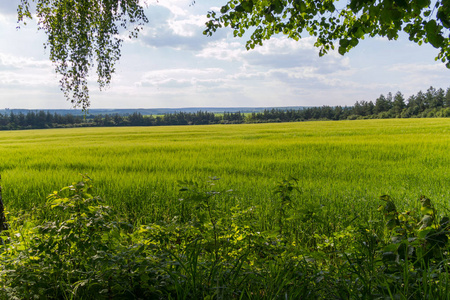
17,0,148,110
204,0,450,67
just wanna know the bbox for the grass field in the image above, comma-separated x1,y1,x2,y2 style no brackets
2,118,450,299
1,118,449,225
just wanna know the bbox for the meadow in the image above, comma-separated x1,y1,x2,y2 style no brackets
1,118,450,299
1,118,449,223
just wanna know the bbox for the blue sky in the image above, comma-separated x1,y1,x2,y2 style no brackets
0,0,448,109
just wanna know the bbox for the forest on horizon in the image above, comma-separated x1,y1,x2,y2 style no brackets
1,86,449,130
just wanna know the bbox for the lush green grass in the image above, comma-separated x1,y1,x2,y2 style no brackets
1,118,449,225
2,118,450,299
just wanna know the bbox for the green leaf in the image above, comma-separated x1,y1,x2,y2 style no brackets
242,1,253,13
294,0,307,12
425,20,440,35
379,10,391,24
427,34,444,48
394,0,409,9
339,39,349,47
437,9,450,28
386,218,400,230
419,214,434,229
382,251,397,261
235,4,245,13
272,0,284,14
426,230,448,247
354,27,365,39
380,195,391,201
415,0,431,9
389,9,403,21
439,216,450,228
420,206,434,216
349,38,359,47
140,274,150,282
420,196,431,207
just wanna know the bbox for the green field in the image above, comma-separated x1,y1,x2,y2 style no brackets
2,118,450,299
1,118,449,224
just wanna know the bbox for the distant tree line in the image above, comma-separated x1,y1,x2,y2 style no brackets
247,86,450,122
0,110,246,130
1,86,449,130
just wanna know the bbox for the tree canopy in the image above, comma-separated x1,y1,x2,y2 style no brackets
17,0,148,110
204,0,450,66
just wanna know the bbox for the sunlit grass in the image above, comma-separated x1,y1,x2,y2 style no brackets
1,118,449,226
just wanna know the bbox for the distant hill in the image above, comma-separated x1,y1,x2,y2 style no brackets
0,107,307,116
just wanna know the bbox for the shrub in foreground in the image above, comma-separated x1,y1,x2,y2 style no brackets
1,176,450,299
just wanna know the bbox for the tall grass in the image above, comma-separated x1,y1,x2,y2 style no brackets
1,119,450,298
0,118,449,227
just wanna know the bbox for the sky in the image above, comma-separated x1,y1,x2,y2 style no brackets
0,0,449,109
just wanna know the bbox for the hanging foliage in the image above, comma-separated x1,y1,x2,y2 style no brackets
204,0,450,68
17,0,148,110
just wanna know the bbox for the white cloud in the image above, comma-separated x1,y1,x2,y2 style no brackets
135,68,226,88
196,40,245,61
0,52,51,70
137,3,227,51
385,62,450,95
168,14,208,37
252,36,316,55
389,63,447,72
148,0,189,17
0,52,56,88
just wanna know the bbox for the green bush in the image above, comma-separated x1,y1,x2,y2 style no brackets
0,176,167,299
1,176,450,299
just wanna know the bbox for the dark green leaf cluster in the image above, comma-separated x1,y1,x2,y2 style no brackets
376,195,450,297
0,176,169,299
17,0,148,110
205,0,450,67
2,176,450,298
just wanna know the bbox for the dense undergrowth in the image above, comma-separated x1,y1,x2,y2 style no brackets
1,176,450,299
